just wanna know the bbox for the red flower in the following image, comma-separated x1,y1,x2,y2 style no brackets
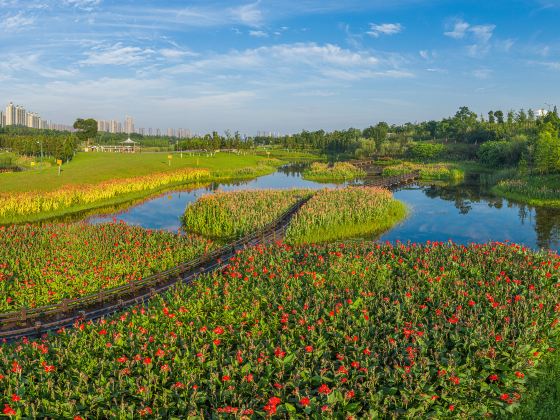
488,374,499,382
74,416,84,420
363,348,371,355
500,393,510,401
117,356,128,363
274,347,286,358
143,357,152,365
244,373,254,382
3,405,16,416
42,362,55,373
318,384,332,395
449,405,455,411
305,345,313,353
515,371,525,378
155,349,165,357
299,397,310,407
345,390,355,399
264,397,281,415
98,329,107,335
448,315,459,324
11,394,20,402
213,326,224,335
449,376,460,385
11,361,21,373
222,375,231,382
213,339,221,346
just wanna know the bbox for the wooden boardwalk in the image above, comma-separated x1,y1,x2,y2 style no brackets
0,170,420,341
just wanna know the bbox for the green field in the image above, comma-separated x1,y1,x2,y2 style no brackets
0,152,276,193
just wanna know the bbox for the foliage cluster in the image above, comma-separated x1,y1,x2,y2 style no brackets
302,162,366,182
382,162,464,181
0,222,213,312
0,168,209,221
285,187,406,244
0,241,559,418
182,189,310,240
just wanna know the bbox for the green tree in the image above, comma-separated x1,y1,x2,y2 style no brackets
534,124,560,174
73,118,98,145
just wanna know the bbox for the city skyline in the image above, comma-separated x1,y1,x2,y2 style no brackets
0,0,559,134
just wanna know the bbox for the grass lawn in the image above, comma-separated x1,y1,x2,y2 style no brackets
0,152,273,193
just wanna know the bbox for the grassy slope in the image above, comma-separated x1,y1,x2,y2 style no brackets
0,152,272,193
0,152,282,223
492,174,560,208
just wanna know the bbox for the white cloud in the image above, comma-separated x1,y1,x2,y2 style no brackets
168,43,381,74
81,43,154,66
444,20,470,39
63,0,101,9
444,19,495,42
0,12,35,32
444,19,497,58
229,2,263,27
469,24,495,43
419,50,438,60
0,53,76,78
367,23,403,37
159,48,197,59
249,30,268,38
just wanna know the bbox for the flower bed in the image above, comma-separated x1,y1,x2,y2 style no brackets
182,189,310,240
0,222,213,312
285,186,406,244
0,168,210,221
0,241,558,418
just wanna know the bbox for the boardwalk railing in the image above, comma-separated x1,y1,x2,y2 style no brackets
0,196,310,340
0,172,420,341
362,170,420,188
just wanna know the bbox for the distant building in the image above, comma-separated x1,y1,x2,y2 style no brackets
125,115,134,134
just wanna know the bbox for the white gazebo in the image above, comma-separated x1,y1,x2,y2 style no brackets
120,137,140,153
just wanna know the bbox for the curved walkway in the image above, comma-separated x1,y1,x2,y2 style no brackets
0,171,420,342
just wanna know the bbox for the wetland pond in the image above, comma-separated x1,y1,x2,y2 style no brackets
86,165,560,251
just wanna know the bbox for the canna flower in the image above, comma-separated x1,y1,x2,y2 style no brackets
318,384,332,395
3,404,16,416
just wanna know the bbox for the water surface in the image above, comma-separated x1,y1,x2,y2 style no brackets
87,167,560,251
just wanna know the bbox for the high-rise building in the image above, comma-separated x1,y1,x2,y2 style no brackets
5,103,16,126
0,111,4,127
167,128,175,137
125,115,134,134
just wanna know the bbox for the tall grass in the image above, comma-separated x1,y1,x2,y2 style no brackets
0,168,210,220
302,162,366,182
382,162,464,181
182,189,311,240
285,186,407,244
493,176,560,207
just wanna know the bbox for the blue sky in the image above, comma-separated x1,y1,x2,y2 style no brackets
0,0,559,134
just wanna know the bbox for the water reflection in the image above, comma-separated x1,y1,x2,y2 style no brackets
77,167,560,251
87,166,342,231
380,181,560,251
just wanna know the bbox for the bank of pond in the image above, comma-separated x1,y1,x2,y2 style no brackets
0,240,559,418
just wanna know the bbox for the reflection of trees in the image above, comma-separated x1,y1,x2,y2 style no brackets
276,163,308,176
534,207,560,250
418,177,560,250
421,182,504,215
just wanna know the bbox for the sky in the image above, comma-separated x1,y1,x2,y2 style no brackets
0,0,559,134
